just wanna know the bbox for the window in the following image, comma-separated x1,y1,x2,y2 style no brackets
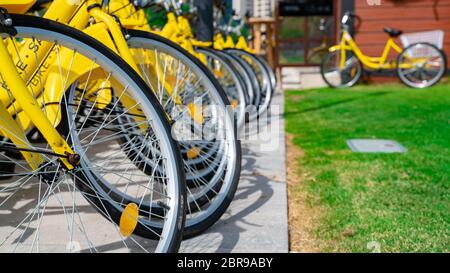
278,15,335,65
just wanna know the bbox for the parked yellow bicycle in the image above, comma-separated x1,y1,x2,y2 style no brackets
0,0,187,252
26,0,242,240
321,12,447,88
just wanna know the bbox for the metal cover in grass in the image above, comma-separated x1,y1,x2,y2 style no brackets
347,139,407,154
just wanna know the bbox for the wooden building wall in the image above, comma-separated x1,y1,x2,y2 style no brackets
354,0,450,66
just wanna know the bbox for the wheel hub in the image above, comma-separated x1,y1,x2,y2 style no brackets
38,162,62,185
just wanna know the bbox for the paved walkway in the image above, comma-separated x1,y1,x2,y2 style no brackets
282,67,327,90
181,92,289,253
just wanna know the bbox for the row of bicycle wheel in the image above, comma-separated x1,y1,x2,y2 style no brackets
200,48,277,128
0,1,276,253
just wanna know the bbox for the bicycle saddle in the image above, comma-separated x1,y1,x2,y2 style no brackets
384,27,403,37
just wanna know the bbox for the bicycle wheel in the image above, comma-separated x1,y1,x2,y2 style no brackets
397,42,447,88
0,14,185,253
227,52,261,108
214,49,255,108
321,50,362,88
307,48,328,65
257,55,277,93
122,30,242,238
196,47,247,128
227,49,273,117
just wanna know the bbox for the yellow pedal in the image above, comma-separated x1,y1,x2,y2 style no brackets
119,203,139,238
231,100,238,110
187,147,201,159
214,69,223,79
187,103,205,125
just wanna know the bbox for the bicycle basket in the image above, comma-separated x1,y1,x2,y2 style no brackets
400,30,445,58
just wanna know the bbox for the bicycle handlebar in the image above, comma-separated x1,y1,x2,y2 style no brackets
341,11,361,30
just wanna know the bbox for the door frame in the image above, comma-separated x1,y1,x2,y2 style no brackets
274,0,341,68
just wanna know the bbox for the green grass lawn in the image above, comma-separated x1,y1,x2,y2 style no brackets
285,82,450,253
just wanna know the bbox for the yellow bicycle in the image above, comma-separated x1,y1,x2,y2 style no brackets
321,12,447,88
0,0,187,252
29,0,242,239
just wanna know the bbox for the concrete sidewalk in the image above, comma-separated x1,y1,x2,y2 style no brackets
181,92,289,253
282,67,327,90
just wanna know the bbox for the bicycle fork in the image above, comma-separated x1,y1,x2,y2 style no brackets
0,16,77,171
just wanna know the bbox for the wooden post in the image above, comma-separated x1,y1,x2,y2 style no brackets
248,17,276,68
267,22,274,67
254,23,262,55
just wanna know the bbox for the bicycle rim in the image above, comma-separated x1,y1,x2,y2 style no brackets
124,30,242,237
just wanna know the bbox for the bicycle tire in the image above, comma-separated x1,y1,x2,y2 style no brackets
196,47,247,128
397,42,447,88
321,50,363,88
227,49,273,117
226,52,261,108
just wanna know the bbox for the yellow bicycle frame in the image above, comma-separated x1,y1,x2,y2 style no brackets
106,0,256,61
0,0,76,170
0,0,256,172
213,32,255,54
329,30,403,70
40,0,147,130
1,0,35,13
